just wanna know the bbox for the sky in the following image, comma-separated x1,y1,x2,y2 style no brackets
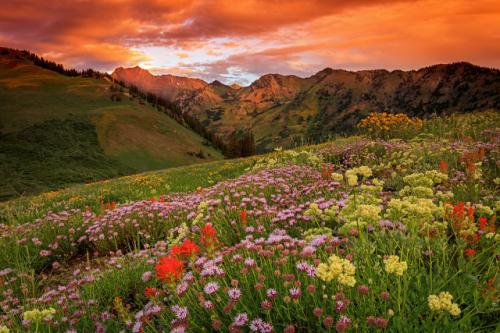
1,0,499,85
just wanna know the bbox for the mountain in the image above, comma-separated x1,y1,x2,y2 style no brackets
113,62,500,152
112,66,208,101
0,48,223,200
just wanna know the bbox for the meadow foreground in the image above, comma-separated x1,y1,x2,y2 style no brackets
0,111,499,332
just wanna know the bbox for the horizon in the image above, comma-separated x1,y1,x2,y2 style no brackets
114,61,497,87
1,0,500,85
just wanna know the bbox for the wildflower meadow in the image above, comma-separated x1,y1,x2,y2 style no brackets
0,111,499,332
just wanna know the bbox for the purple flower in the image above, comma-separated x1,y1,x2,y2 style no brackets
171,305,188,320
204,300,214,309
201,265,225,277
335,300,347,313
233,312,249,327
176,282,189,295
204,282,220,295
266,288,278,299
336,315,351,332
170,326,186,333
250,318,273,333
183,272,195,282
228,288,241,300
301,246,316,256
309,235,328,247
296,261,316,277
289,287,302,300
142,271,152,282
379,220,394,229
244,258,256,267
132,321,142,333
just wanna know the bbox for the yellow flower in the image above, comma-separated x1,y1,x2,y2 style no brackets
23,307,56,322
383,255,408,276
0,326,9,333
428,292,461,316
317,255,356,287
448,303,461,316
317,263,335,282
331,173,344,182
347,174,358,186
428,294,441,311
338,274,356,287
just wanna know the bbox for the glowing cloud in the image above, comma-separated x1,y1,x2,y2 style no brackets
1,0,498,84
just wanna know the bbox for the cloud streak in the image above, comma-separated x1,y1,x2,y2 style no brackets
1,0,499,84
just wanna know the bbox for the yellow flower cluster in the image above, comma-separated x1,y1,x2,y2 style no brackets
347,174,358,186
253,149,322,170
193,201,209,225
317,255,356,287
344,166,373,186
428,292,461,316
383,255,408,276
23,307,56,322
339,184,382,233
357,112,423,134
303,227,333,241
331,172,344,182
304,203,339,224
346,166,373,179
304,203,322,217
0,325,9,333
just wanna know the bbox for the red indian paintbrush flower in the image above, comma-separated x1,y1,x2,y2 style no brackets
201,223,219,252
478,217,488,231
439,160,448,173
464,248,477,257
170,239,199,259
145,286,158,297
156,255,184,282
240,210,247,222
202,223,217,237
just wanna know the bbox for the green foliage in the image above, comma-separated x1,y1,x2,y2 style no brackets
0,118,130,199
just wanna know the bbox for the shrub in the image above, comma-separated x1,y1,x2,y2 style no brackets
357,112,423,139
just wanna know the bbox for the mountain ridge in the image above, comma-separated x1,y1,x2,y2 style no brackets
112,62,500,152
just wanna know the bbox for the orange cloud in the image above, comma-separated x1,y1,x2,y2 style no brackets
0,0,498,81
176,52,190,59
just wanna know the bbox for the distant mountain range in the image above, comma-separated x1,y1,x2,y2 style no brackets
1,45,499,199
113,63,500,152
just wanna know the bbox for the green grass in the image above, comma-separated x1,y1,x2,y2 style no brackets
0,55,223,200
0,156,259,225
0,117,130,200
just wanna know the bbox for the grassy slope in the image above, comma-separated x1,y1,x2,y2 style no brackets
0,56,223,199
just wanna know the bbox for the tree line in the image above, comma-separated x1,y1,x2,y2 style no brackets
121,82,256,158
1,47,106,79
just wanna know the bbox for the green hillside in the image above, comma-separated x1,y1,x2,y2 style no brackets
0,53,223,200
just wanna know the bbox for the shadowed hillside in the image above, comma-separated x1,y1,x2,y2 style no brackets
0,48,223,200
113,63,500,152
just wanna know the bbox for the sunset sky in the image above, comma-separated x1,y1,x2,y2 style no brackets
1,0,499,85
